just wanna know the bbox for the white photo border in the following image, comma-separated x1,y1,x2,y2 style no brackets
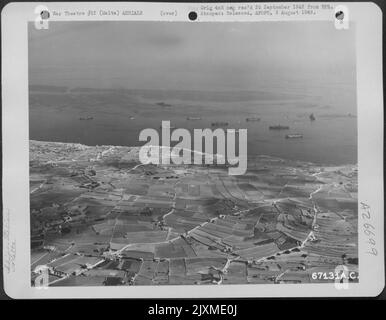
1,2,384,298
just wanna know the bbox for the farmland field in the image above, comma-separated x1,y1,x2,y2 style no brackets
30,140,358,286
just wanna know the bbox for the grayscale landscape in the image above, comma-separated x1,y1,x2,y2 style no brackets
29,21,358,286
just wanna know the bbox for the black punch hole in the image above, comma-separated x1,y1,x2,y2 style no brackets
41,10,50,20
188,11,197,21
335,11,344,21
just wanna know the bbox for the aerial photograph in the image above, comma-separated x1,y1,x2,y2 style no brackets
29,21,358,286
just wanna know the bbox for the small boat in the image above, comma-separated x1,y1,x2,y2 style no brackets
156,102,172,107
309,113,316,121
269,125,289,130
129,116,135,120
285,134,303,139
211,122,229,127
246,117,261,122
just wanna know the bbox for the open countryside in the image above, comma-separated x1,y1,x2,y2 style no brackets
30,140,358,286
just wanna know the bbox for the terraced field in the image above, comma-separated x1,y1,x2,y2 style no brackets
30,140,358,286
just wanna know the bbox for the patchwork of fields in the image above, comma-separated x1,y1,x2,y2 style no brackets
30,140,358,286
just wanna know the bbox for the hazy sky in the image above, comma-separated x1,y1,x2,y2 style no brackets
29,21,356,91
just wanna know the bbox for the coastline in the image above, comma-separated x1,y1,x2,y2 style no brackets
29,139,358,169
